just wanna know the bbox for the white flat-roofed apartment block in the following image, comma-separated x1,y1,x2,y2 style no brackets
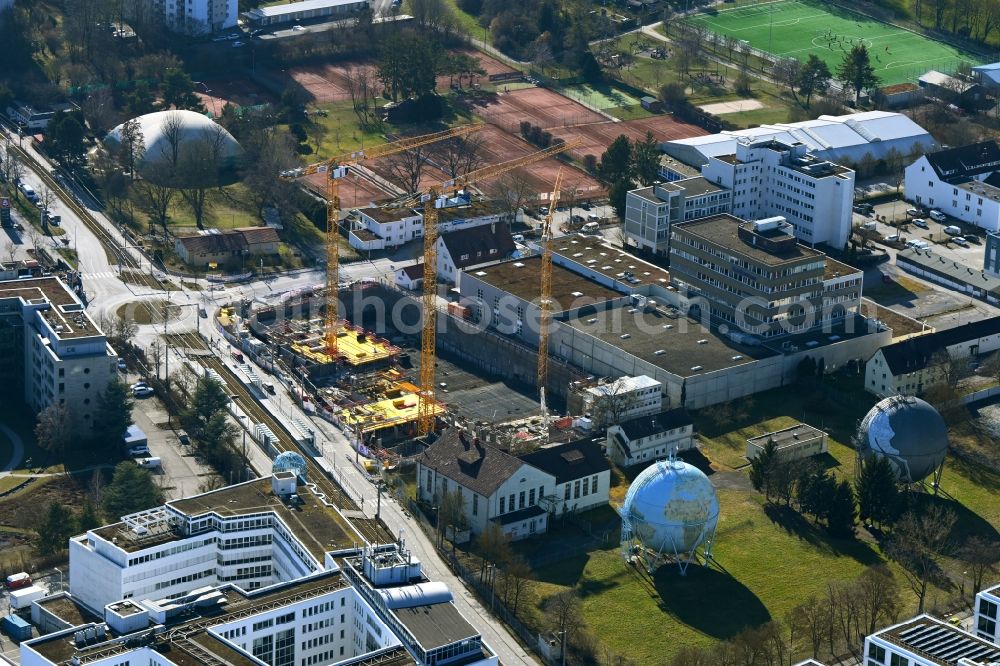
0,277,117,435
49,476,498,666
350,200,508,251
975,583,1000,644
865,614,1000,666
69,475,357,614
702,139,855,248
152,0,236,34
624,177,732,256
662,111,935,170
904,140,1000,232
606,408,694,467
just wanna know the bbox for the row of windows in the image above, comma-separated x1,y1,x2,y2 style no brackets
304,647,346,664
301,628,344,651
154,567,212,591
564,475,600,501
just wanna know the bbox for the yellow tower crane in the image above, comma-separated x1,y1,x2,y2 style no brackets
536,167,563,426
279,125,484,359
406,140,583,435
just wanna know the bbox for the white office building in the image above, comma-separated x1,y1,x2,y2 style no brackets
904,140,1000,232
865,614,1000,666
151,0,237,34
606,408,695,468
578,375,663,427
350,200,509,251
702,139,855,248
624,177,731,256
975,583,1000,644
48,473,498,666
0,277,117,435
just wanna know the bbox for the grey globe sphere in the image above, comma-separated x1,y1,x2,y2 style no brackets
621,459,719,555
857,396,948,483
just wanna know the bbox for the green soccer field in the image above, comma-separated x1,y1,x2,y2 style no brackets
685,0,983,86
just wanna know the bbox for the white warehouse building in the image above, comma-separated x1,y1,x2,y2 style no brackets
661,111,935,173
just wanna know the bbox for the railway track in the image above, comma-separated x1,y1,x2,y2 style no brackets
199,356,393,545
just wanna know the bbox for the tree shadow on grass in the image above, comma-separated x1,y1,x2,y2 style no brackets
909,492,1000,543
650,564,771,639
763,503,883,565
948,454,1000,493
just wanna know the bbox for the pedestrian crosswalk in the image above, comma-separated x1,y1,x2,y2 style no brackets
81,271,117,281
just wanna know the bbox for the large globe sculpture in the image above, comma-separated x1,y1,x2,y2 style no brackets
620,459,719,574
273,451,308,481
857,396,948,484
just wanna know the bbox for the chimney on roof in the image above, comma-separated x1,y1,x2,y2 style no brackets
459,430,470,450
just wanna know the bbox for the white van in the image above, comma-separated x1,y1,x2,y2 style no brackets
581,222,599,233
929,210,947,222
943,225,962,236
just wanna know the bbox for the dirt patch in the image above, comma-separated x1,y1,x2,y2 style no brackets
302,169,397,210
0,476,90,532
697,99,765,115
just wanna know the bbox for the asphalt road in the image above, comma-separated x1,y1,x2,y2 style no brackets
7,123,536,665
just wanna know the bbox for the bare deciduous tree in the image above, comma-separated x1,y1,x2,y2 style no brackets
382,146,427,194
432,134,487,179
958,535,1000,599
887,505,958,613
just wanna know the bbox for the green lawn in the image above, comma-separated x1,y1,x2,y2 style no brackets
685,0,983,85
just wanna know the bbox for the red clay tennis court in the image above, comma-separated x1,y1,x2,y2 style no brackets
552,115,708,161
282,61,378,104
195,78,276,117
472,88,607,132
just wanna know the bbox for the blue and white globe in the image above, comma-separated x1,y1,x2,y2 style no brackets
857,396,948,483
621,459,719,556
273,451,308,480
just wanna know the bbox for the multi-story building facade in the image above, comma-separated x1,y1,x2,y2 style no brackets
0,277,117,434
624,177,731,256
669,215,863,339
975,583,1000,644
904,140,1000,232
576,375,663,427
350,200,510,251
702,139,855,248
57,473,499,666
151,0,237,35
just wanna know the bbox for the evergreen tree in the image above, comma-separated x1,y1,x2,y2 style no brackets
37,502,75,555
797,54,832,107
749,440,779,501
837,44,880,105
76,500,102,533
182,376,231,440
856,456,902,528
608,178,632,222
827,480,857,538
48,111,87,168
797,467,836,522
91,380,134,449
598,135,633,184
103,461,163,520
161,68,205,111
632,131,660,187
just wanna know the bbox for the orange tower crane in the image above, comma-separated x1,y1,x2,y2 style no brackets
536,167,564,424
279,125,484,358
407,140,583,435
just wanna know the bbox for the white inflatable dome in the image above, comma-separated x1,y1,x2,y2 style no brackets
105,110,243,177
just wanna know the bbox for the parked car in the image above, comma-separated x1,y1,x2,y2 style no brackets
944,225,962,236
117,359,127,372
177,430,190,445
126,444,150,457
136,457,161,469
912,218,929,229
953,236,969,246
512,234,525,242
905,208,922,217
885,234,900,242
133,385,155,398
130,381,148,391
929,210,947,222
291,24,306,31
17,181,36,201
966,235,981,244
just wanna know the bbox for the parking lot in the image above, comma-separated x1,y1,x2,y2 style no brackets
862,199,986,268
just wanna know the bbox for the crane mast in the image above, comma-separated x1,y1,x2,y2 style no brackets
414,140,583,436
279,124,484,358
537,168,564,426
